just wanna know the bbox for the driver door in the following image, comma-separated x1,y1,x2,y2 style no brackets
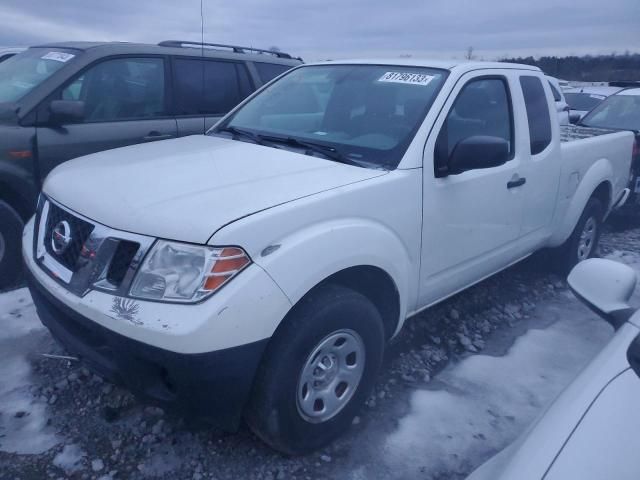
36,56,177,179
418,72,527,307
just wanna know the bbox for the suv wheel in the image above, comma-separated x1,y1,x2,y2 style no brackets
0,201,24,290
245,284,385,454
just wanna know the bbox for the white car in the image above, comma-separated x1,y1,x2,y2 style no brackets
23,59,635,454
467,258,640,480
545,75,570,124
564,86,623,123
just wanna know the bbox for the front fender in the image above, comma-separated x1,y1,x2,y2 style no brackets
252,218,414,329
548,158,612,248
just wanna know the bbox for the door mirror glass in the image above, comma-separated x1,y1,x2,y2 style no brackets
447,135,510,175
49,99,85,124
568,258,637,329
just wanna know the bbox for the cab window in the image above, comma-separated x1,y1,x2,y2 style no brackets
435,77,514,165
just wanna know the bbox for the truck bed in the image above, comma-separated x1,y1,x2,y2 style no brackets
560,125,618,143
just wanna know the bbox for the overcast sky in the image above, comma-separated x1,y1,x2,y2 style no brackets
1,0,638,61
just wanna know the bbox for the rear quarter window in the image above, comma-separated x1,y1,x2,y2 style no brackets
521,76,553,155
254,62,295,84
548,81,562,102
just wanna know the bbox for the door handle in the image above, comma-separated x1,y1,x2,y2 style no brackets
507,177,526,189
143,132,174,141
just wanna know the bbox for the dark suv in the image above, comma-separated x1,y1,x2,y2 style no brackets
0,40,301,287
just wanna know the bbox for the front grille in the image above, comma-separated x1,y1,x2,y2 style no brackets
35,198,155,297
106,240,140,286
44,203,94,271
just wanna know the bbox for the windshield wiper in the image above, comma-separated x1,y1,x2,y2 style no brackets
260,134,359,166
216,126,268,146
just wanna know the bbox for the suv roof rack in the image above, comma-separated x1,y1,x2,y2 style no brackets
158,40,298,60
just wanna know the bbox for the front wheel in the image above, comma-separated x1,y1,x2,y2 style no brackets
245,284,385,455
0,200,25,290
556,197,604,273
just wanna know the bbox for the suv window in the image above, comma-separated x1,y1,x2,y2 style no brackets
521,76,552,155
173,59,252,116
437,77,514,160
254,62,293,84
61,57,166,122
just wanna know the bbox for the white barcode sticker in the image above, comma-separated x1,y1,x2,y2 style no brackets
378,71,435,86
41,52,75,63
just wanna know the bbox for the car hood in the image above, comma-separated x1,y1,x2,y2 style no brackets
44,135,386,243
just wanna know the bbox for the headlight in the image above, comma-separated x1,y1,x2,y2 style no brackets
129,240,251,303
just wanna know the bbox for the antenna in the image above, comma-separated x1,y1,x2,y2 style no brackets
200,0,205,132
200,0,204,57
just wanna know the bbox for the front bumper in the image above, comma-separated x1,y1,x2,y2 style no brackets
22,213,293,429
27,266,268,430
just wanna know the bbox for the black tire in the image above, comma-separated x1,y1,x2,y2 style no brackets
245,284,385,455
0,200,24,290
555,197,604,274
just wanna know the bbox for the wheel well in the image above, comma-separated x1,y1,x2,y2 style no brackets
591,181,612,211
0,181,33,220
319,266,401,340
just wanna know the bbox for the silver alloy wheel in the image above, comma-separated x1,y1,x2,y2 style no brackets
577,216,597,260
296,329,365,423
0,231,5,264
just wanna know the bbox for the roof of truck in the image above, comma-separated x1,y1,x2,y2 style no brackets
309,58,540,72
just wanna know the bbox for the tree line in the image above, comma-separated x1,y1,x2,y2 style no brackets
500,53,640,82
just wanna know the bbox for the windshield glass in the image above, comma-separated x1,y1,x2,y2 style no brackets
565,92,605,112
214,64,448,168
581,94,640,131
0,48,77,103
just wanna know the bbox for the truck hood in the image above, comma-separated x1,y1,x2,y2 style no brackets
44,135,386,243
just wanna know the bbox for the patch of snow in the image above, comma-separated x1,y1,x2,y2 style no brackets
53,443,86,474
0,288,60,454
379,300,612,479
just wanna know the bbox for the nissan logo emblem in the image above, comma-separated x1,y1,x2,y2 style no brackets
51,220,72,255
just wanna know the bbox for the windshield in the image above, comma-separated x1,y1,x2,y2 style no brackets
214,64,448,168
581,94,640,131
0,48,77,103
565,92,605,112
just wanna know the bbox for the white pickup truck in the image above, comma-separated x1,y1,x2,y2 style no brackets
22,60,635,454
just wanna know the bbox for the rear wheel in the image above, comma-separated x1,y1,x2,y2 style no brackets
556,197,603,273
0,200,24,290
245,284,385,455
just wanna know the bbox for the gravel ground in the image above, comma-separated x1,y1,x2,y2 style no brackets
1,209,639,480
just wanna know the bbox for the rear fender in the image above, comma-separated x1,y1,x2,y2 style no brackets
548,158,612,247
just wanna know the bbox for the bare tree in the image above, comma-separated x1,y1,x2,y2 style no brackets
465,46,475,60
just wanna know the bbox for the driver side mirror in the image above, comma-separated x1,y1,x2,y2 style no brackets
568,258,637,329
445,135,510,176
49,100,85,124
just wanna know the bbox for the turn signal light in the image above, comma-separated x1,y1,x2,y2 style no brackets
203,247,251,291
